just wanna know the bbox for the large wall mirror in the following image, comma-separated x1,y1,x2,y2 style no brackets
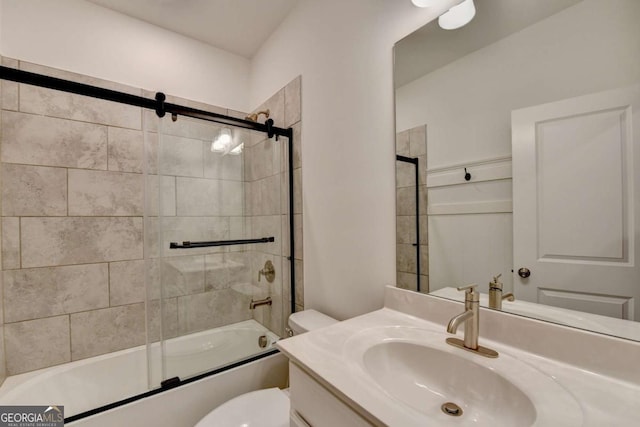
394,0,640,341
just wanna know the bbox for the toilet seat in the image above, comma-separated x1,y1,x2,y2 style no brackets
194,388,289,427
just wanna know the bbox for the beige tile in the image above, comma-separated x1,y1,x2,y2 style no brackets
158,134,203,177
226,110,249,120
204,149,243,181
293,168,302,215
148,298,178,342
396,130,410,156
251,175,281,216
246,137,280,181
145,131,159,174
396,271,418,292
109,260,145,306
70,304,145,360
108,127,144,173
294,214,303,260
251,216,282,256
21,217,143,268
4,264,108,323
396,186,416,216
417,155,427,186
177,289,251,335
157,113,217,141
204,252,251,291
2,217,20,269
229,216,247,241
396,160,415,189
1,58,19,111
292,122,302,169
1,164,67,216
161,255,205,298
5,315,70,375
294,259,304,307
19,84,141,130
419,215,428,245
176,177,243,216
397,243,417,273
68,169,143,216
421,275,430,294
20,61,142,95
161,93,226,116
284,76,301,127
2,111,108,169
146,175,176,217
396,215,416,244
409,125,427,157
420,245,429,276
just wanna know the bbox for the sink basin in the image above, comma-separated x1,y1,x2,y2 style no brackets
344,326,583,426
364,341,534,426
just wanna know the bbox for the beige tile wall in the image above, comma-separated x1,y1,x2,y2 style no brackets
247,76,303,337
396,126,429,293
0,59,303,377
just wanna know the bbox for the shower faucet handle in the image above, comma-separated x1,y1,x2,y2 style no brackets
258,260,276,283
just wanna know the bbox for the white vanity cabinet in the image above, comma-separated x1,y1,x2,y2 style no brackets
289,362,374,427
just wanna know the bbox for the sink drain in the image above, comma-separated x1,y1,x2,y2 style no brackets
441,402,463,417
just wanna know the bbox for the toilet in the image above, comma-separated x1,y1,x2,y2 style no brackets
195,309,338,427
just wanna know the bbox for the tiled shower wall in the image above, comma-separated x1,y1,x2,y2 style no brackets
396,125,428,293
0,57,303,376
247,77,303,337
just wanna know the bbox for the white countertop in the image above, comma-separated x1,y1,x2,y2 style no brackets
277,303,640,426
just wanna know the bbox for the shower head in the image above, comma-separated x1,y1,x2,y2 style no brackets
245,109,270,122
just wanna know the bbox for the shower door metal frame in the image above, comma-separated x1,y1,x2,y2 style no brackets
0,65,297,422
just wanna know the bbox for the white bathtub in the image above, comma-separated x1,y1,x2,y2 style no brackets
0,319,280,418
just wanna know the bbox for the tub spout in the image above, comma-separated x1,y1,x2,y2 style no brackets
249,297,272,310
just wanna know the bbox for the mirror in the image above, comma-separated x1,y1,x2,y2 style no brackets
394,0,640,341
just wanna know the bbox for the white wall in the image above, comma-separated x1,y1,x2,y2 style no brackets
250,0,460,320
0,0,251,112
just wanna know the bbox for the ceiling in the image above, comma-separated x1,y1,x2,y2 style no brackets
394,0,582,88
86,0,299,58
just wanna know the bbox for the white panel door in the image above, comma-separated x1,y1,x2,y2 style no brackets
512,85,640,321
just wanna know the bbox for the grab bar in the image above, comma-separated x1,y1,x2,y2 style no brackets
169,237,274,249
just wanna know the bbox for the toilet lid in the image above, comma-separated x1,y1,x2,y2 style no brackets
195,388,289,427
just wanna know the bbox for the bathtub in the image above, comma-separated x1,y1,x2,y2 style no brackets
0,319,280,419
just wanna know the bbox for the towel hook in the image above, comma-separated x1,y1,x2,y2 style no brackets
464,168,471,181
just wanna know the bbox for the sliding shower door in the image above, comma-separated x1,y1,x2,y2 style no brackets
146,112,289,387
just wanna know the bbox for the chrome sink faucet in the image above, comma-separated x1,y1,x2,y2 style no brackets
488,274,515,310
446,284,498,358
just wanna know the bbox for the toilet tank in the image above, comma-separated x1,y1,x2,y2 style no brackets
288,310,337,335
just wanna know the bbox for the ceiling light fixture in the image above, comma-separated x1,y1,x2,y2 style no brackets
438,0,476,30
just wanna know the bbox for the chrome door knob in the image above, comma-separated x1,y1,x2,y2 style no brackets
517,267,531,278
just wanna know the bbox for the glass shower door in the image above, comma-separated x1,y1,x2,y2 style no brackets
146,112,288,387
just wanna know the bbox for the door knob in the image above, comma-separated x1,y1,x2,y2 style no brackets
517,267,531,278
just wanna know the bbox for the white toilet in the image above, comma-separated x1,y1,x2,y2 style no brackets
195,309,338,427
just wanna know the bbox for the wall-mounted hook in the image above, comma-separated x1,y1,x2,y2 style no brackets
464,168,471,181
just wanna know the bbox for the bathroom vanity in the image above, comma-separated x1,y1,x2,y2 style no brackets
277,286,640,426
